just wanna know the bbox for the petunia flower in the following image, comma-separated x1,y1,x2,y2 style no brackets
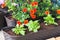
17,21,22,25
34,1,38,5
0,0,4,5
56,9,60,14
30,15,36,19
1,2,6,8
45,11,50,15
31,2,35,6
34,8,37,13
24,20,29,24
30,9,36,14
22,8,27,12
30,9,35,14
30,8,37,15
31,1,38,6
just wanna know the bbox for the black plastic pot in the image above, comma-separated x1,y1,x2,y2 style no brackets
0,7,15,30
0,7,8,30
0,7,8,14
3,26,60,40
5,16,16,27
0,13,7,29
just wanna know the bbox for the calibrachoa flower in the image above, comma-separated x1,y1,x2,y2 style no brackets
30,9,36,19
30,9,35,14
30,15,36,19
31,2,35,6
1,2,6,8
31,1,38,6
17,21,22,25
24,20,29,24
45,11,50,15
56,9,60,14
30,13,33,16
34,8,37,13
0,0,4,5
22,8,27,12
34,1,38,5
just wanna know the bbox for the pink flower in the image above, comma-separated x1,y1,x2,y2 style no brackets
0,0,4,5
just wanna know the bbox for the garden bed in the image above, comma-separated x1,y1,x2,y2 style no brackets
3,25,60,40
1,0,60,40
2,19,60,40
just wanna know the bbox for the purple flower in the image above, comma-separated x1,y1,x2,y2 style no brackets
0,0,4,4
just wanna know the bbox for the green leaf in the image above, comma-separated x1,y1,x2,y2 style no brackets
33,29,38,32
12,25,26,35
57,15,60,19
44,14,57,25
20,31,25,35
26,20,40,32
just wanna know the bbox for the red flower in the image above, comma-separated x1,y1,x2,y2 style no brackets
1,2,6,8
30,9,37,19
56,9,60,14
31,2,38,6
17,21,22,25
24,20,28,24
45,11,50,15
34,8,37,13
31,2,35,6
30,9,35,14
30,13,34,17
22,8,27,12
31,15,36,19
34,2,38,5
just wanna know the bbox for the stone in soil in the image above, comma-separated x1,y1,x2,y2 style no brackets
0,31,5,40
46,37,55,40
55,37,60,40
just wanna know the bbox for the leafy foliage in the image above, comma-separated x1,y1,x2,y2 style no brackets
26,20,40,32
13,11,30,22
6,0,30,22
4,0,60,35
5,0,60,21
12,25,26,35
44,14,58,25
38,0,52,16
6,0,16,11
57,15,60,19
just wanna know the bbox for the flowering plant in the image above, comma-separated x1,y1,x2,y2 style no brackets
5,0,60,22
0,0,4,4
0,0,6,8
5,0,39,22
3,0,60,35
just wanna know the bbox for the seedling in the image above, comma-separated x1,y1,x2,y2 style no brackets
12,25,26,35
44,14,58,25
26,20,40,32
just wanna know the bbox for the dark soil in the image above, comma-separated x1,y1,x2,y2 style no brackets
4,28,33,36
